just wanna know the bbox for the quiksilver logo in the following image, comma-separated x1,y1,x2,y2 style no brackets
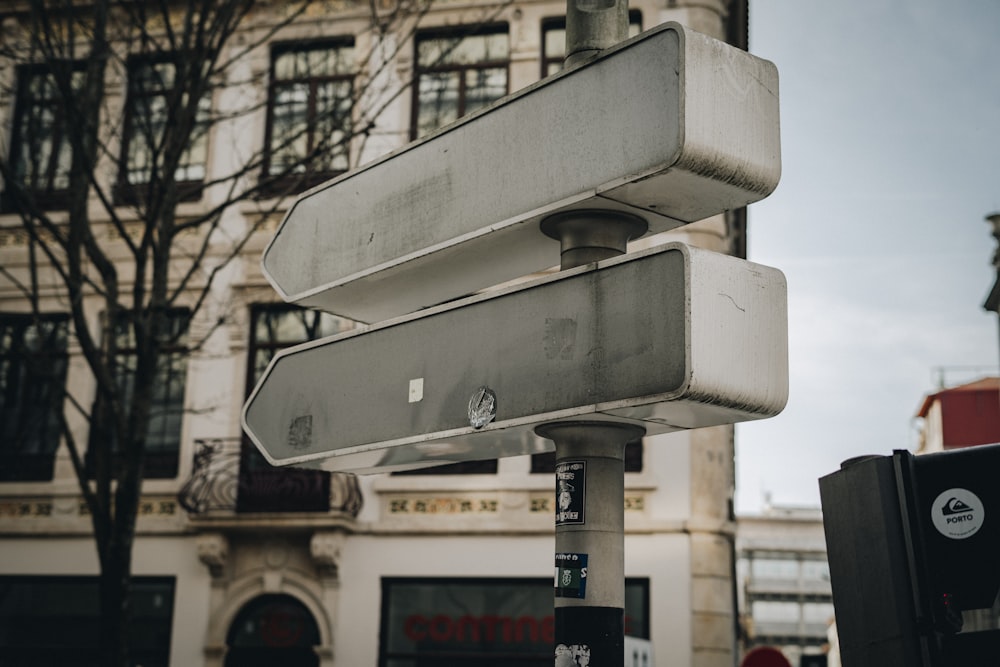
942,498,975,523
931,489,985,540
942,497,973,516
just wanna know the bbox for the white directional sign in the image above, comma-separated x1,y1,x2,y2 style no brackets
243,243,788,474
262,22,780,323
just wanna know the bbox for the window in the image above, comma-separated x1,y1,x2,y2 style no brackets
801,559,830,582
238,304,356,512
3,64,84,211
247,304,355,391
541,12,642,77
412,27,509,139
226,594,320,665
394,457,498,476
380,577,648,666
753,600,800,624
750,557,800,581
88,308,190,479
263,40,355,195
0,313,69,481
119,58,210,201
0,576,175,666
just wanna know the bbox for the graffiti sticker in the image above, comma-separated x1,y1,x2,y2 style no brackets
556,460,586,526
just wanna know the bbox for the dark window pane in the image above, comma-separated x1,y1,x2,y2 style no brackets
416,71,460,136
0,576,174,666
0,313,69,481
120,58,210,195
226,594,320,648
3,64,84,211
412,28,509,139
87,309,189,479
541,12,641,77
263,40,355,195
378,577,648,665
394,459,499,476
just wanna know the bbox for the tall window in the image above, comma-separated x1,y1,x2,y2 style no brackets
88,309,190,479
0,313,69,481
263,40,355,195
412,27,509,139
119,58,210,201
3,64,84,211
541,12,642,76
239,304,355,512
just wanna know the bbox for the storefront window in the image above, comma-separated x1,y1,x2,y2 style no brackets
0,576,174,665
380,577,648,666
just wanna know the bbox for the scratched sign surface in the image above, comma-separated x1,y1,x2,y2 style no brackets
243,243,788,473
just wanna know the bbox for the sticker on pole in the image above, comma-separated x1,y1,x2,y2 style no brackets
554,553,588,599
556,461,586,525
931,488,985,540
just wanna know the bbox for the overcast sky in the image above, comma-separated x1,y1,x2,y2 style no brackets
734,0,1000,513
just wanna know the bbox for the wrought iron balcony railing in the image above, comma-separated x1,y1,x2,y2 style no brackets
178,438,362,517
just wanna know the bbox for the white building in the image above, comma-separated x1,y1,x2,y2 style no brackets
737,503,833,667
0,1,757,664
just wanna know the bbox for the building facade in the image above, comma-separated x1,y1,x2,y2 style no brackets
736,503,833,667
0,0,752,664
915,376,1000,454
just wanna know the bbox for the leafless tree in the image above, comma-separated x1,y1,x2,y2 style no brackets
0,0,508,663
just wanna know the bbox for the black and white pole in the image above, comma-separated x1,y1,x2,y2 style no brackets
536,4,644,665
538,421,644,665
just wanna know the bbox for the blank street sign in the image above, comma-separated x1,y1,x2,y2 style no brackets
243,243,788,474
262,22,781,323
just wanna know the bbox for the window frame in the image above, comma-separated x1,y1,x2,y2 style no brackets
0,312,70,482
410,24,510,140
379,576,649,666
87,307,191,480
261,38,357,197
540,11,642,77
2,62,86,212
0,575,175,665
117,55,211,205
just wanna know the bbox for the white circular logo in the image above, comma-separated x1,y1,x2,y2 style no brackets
930,488,985,540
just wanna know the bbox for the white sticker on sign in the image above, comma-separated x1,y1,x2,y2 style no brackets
408,378,424,403
930,488,985,540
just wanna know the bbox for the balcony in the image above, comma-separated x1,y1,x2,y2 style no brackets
178,438,362,520
746,576,832,597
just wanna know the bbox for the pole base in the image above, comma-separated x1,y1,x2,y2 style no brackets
555,606,624,666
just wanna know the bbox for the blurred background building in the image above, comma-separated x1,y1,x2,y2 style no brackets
736,502,832,667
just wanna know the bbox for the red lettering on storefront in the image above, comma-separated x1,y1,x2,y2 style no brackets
455,616,478,641
428,614,452,641
402,614,556,645
404,615,427,641
541,615,555,643
514,616,538,642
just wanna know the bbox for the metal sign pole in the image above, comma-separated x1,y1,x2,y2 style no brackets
540,421,644,665
537,211,645,666
540,6,640,658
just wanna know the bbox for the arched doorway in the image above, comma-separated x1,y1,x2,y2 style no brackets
225,594,320,667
